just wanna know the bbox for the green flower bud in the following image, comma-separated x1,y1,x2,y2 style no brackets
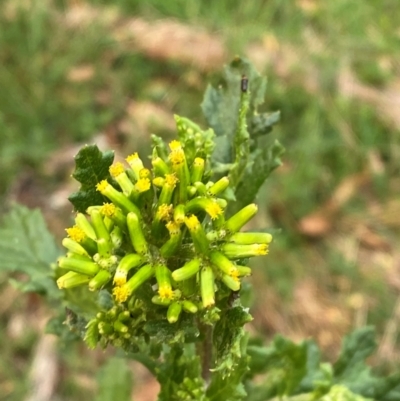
200,265,215,308
167,302,182,323
236,265,252,277
152,295,172,306
62,237,90,257
221,243,269,258
190,157,205,183
113,264,154,303
155,264,173,300
89,209,111,242
152,176,165,187
118,311,131,322
96,180,141,215
173,204,186,225
127,212,148,255
100,203,127,231
158,174,178,205
57,271,91,289
109,162,135,196
172,258,201,282
224,203,258,233
182,300,198,314
75,213,96,240
169,141,190,203
210,251,238,277
193,181,207,195
185,197,224,221
89,270,112,291
114,254,146,286
96,238,112,258
160,229,182,258
184,215,210,255
110,226,123,249
126,153,144,179
208,177,229,195
152,156,170,177
98,322,114,335
228,232,272,245
58,256,100,276
221,274,240,291
113,320,129,333
187,186,197,197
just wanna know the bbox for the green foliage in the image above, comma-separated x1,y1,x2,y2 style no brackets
96,357,133,401
245,327,400,401
68,145,115,213
202,57,283,214
0,204,60,299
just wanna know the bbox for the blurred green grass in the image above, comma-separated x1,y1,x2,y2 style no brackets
1,0,400,399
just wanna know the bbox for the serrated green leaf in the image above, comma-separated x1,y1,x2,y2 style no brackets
201,57,270,166
156,346,207,401
0,204,61,300
229,140,285,214
213,305,252,377
332,327,400,400
95,357,132,401
207,334,249,401
68,145,114,212
250,111,281,137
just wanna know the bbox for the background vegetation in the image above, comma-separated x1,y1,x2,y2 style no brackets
0,0,399,400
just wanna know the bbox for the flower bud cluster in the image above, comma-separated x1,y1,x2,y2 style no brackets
57,116,272,333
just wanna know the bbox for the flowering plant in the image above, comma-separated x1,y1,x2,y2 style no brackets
1,58,398,401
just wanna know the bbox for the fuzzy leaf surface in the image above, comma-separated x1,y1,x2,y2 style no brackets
68,144,114,212
0,204,60,299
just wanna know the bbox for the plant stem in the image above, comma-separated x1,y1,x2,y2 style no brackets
198,322,213,384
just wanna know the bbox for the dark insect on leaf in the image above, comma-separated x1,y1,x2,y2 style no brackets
241,75,248,93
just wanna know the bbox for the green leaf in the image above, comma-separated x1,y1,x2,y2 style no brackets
332,327,400,400
250,111,281,138
0,204,60,300
229,140,285,214
68,145,114,213
95,357,132,401
156,345,207,401
213,305,253,377
320,385,372,401
143,315,199,344
207,334,250,401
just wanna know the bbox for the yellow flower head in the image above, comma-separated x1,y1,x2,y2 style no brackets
135,178,151,193
158,204,173,221
139,168,151,179
126,152,139,163
205,201,223,220
158,285,174,300
113,271,127,286
100,203,116,217
165,173,178,187
169,140,182,151
230,268,240,281
166,221,180,235
96,180,108,193
169,149,185,166
185,215,200,231
255,244,269,255
194,157,204,167
113,285,130,303
65,225,86,242
109,162,125,178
